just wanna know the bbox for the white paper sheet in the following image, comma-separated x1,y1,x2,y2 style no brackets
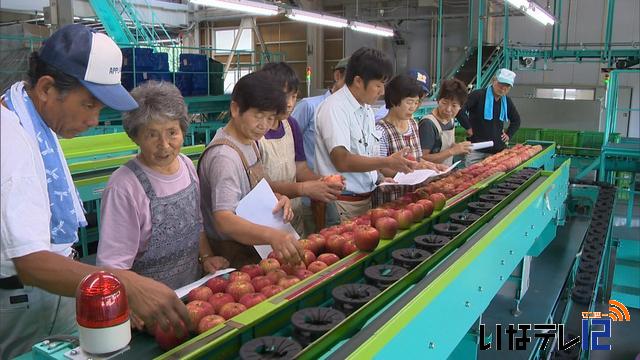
380,169,438,186
471,141,494,150
174,268,235,299
438,160,461,174
235,178,300,259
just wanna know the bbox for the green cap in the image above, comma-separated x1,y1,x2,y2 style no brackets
334,57,349,70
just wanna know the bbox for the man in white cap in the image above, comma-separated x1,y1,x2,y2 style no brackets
1,24,189,358
457,68,521,165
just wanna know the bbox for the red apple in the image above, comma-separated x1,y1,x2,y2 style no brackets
197,314,225,334
218,302,247,320
265,269,287,284
326,234,346,255
340,221,355,232
307,234,326,253
323,174,345,189
229,271,251,283
187,286,213,302
250,275,273,292
294,268,314,280
405,203,426,223
354,215,371,226
320,226,342,238
317,253,340,266
240,264,264,279
307,260,328,273
299,239,320,255
259,258,281,274
416,199,434,217
205,277,229,294
302,250,316,266
341,231,354,242
154,321,189,351
375,216,399,239
393,209,413,230
429,193,447,211
260,284,284,298
281,262,306,276
239,292,267,309
369,208,390,227
354,225,380,252
207,292,235,313
341,239,358,256
225,281,255,302
278,275,301,289
186,300,215,328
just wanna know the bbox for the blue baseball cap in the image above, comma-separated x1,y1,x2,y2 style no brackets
406,69,430,93
39,24,138,111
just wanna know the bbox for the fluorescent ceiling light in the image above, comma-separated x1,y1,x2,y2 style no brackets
286,9,348,28
350,21,394,37
191,0,279,16
527,3,555,25
504,0,555,26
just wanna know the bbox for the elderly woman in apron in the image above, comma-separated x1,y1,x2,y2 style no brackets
97,81,229,290
419,79,472,165
374,75,446,207
258,63,343,237
197,71,302,269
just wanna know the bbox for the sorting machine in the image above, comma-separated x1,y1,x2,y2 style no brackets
29,142,594,359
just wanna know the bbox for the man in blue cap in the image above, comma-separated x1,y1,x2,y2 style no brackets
457,68,522,165
374,68,431,122
1,24,190,358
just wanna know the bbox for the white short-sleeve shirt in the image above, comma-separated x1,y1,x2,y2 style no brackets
314,86,380,194
1,104,70,278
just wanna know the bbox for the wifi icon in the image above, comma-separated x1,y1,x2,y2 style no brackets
604,300,631,322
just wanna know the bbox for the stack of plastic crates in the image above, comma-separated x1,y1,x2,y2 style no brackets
510,128,541,145
540,129,579,155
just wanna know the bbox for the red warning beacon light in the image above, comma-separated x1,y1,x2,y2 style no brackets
76,271,131,354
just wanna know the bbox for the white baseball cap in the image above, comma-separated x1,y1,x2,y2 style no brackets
496,68,516,86
39,24,138,111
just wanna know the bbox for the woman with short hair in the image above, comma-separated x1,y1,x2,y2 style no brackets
374,74,444,206
419,79,472,165
97,81,228,289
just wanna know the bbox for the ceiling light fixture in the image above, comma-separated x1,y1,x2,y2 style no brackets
504,0,555,26
349,21,394,37
190,0,279,17
286,9,348,28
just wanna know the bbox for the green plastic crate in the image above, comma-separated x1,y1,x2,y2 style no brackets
511,127,541,144
540,129,579,155
576,131,621,156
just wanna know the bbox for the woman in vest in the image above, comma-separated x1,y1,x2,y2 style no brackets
374,75,445,207
419,79,472,165
97,81,228,290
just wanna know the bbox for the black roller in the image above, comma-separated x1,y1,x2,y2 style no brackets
467,202,493,215
497,182,520,190
433,222,467,237
364,265,408,289
583,242,603,255
449,212,481,225
571,285,593,305
551,337,581,359
578,260,599,274
478,194,506,204
414,234,450,252
489,188,513,196
506,177,528,185
291,307,345,347
239,336,302,360
580,249,601,263
575,271,596,286
332,284,381,315
391,248,431,269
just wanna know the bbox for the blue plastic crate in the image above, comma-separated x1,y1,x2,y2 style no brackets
174,73,192,96
151,52,169,72
179,54,207,72
121,48,154,71
147,71,173,83
121,72,146,91
191,73,208,96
